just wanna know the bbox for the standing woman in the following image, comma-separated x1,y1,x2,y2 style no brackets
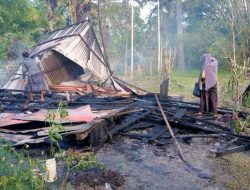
22,52,46,101
199,54,218,114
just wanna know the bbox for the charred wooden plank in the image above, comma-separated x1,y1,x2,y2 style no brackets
172,120,250,142
88,120,108,147
159,98,249,117
122,122,154,133
211,144,250,157
173,109,187,119
0,132,34,143
13,137,48,146
156,137,169,146
100,104,134,119
216,138,239,151
110,109,154,135
171,121,224,134
147,125,167,142
178,133,227,139
176,112,229,131
119,132,152,140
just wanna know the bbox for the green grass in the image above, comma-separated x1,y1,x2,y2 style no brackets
121,69,249,107
214,153,250,190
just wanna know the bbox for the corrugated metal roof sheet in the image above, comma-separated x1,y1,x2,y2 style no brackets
1,17,144,93
13,105,96,123
2,65,26,90
0,113,30,127
29,19,109,82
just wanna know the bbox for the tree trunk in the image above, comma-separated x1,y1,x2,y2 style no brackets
45,0,58,31
98,0,111,72
68,0,76,23
150,61,152,81
176,0,185,70
69,0,91,23
124,35,128,77
161,10,166,71
157,0,161,76
130,1,134,79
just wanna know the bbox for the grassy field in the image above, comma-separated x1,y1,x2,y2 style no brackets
120,69,249,108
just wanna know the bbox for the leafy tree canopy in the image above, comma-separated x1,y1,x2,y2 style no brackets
0,0,48,59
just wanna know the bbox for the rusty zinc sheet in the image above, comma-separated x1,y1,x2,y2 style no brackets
0,113,30,127
13,105,96,124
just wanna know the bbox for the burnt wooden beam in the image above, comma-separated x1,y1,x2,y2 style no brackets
122,122,154,133
119,132,152,140
178,133,227,139
147,125,167,142
68,100,133,106
211,144,250,157
0,98,27,103
173,121,250,142
181,114,229,131
143,116,164,124
172,121,225,134
110,109,154,135
159,98,249,117
173,109,187,119
88,120,108,147
216,137,239,151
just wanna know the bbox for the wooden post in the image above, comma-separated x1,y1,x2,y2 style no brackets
160,77,169,98
155,94,185,161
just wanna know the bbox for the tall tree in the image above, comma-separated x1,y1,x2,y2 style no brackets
45,0,58,31
176,0,185,69
157,0,161,75
98,0,111,72
131,0,134,79
0,0,48,59
68,0,92,23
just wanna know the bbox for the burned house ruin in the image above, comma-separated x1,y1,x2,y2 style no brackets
0,18,249,160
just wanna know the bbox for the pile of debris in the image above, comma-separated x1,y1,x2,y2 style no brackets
0,90,249,157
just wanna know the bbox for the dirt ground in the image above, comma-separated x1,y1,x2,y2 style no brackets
96,136,250,190
70,169,125,190
27,131,250,190
30,126,250,190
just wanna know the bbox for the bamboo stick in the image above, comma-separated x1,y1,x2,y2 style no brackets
155,94,185,161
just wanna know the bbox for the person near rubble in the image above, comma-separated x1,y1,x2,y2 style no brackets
198,54,218,114
21,52,46,101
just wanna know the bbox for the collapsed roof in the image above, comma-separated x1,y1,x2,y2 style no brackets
2,17,146,95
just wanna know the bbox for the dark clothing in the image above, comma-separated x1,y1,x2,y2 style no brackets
200,84,218,114
198,54,218,114
22,58,46,92
22,58,41,76
26,73,45,92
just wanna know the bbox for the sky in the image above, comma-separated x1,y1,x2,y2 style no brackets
140,2,156,22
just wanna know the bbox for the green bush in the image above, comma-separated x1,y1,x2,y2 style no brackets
0,143,44,190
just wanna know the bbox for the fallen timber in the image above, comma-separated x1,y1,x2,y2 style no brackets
155,94,185,161
0,91,249,156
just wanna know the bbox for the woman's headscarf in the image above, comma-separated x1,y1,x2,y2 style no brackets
200,54,218,91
